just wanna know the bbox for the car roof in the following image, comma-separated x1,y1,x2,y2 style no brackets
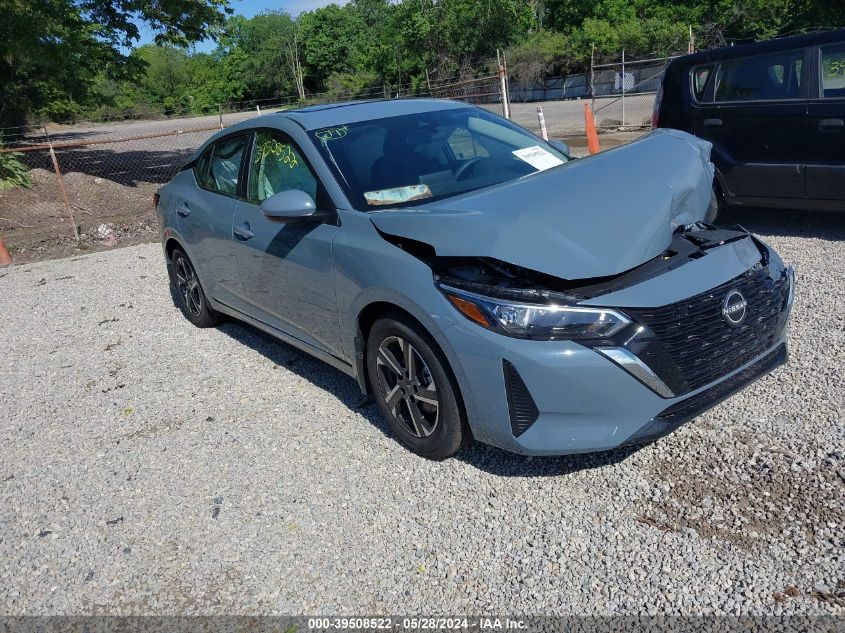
670,28,845,67
273,98,472,130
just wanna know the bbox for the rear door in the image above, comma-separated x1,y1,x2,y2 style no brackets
805,41,845,201
695,47,809,200
176,133,249,309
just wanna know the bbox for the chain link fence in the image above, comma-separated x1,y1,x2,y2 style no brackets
427,74,506,117
590,55,674,130
507,53,676,134
0,126,222,258
0,76,507,259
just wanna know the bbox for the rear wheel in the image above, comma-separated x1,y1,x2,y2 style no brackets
171,248,221,328
366,313,469,459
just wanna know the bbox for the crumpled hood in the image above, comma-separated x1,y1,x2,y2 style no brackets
370,128,715,280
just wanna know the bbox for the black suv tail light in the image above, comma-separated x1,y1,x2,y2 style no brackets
652,82,663,129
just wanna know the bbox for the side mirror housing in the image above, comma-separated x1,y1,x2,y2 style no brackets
260,190,328,222
548,139,572,158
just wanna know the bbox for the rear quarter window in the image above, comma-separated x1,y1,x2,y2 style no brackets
193,147,213,189
691,65,714,101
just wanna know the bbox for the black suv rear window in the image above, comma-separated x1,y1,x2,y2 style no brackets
714,50,803,102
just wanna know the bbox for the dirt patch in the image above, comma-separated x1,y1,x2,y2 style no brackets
0,169,159,264
641,432,845,550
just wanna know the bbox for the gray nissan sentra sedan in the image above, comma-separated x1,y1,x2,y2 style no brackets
156,99,794,459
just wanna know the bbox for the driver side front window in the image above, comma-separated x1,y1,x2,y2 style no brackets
248,131,318,203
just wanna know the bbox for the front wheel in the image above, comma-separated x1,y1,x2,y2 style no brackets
366,313,469,460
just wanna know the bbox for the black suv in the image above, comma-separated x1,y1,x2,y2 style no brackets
654,29,845,218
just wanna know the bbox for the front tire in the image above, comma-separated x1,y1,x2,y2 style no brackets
171,248,221,328
366,313,469,460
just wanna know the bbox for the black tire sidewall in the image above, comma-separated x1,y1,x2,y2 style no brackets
366,314,467,460
707,181,725,224
171,248,219,328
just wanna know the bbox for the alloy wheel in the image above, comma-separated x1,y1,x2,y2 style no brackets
174,255,202,317
375,335,440,438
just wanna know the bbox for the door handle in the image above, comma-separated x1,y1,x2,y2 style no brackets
233,223,255,240
176,204,191,217
703,118,722,129
818,118,844,131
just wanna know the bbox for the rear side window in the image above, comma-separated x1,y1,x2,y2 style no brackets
197,135,248,196
820,43,845,98
691,65,713,101
714,50,804,102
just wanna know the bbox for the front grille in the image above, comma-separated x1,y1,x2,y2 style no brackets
656,343,787,424
626,265,789,394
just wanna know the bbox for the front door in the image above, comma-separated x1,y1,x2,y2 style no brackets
232,129,342,357
805,41,845,201
695,47,808,201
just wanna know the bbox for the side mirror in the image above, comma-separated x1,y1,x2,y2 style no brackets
548,139,572,158
260,190,328,222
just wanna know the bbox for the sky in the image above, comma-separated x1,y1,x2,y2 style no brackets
135,0,345,52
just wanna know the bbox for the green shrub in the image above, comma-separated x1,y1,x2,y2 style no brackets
0,136,33,191
41,98,82,123
323,71,381,100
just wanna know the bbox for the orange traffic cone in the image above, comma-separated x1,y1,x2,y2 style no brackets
0,239,11,266
584,103,601,155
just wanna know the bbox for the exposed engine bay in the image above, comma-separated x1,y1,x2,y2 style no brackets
379,223,764,304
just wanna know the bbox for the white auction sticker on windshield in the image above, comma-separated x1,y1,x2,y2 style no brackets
512,146,564,172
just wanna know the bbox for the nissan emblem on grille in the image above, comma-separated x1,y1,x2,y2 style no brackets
722,290,748,326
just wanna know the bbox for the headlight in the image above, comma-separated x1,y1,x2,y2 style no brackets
438,284,631,340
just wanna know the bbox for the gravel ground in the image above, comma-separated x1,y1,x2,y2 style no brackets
0,207,843,616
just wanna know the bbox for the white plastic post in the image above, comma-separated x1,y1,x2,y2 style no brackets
536,106,548,141
621,49,626,128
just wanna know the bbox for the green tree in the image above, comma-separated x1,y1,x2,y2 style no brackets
218,12,303,101
0,0,231,126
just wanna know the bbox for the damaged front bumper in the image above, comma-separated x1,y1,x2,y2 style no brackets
431,233,794,456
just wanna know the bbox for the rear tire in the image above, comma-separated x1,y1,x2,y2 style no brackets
171,248,221,328
366,313,469,460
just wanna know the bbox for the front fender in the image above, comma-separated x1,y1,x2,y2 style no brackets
333,210,466,393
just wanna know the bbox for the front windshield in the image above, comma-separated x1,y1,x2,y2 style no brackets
311,106,569,210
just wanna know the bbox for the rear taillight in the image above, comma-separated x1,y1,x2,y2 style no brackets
153,193,160,209
651,83,663,129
